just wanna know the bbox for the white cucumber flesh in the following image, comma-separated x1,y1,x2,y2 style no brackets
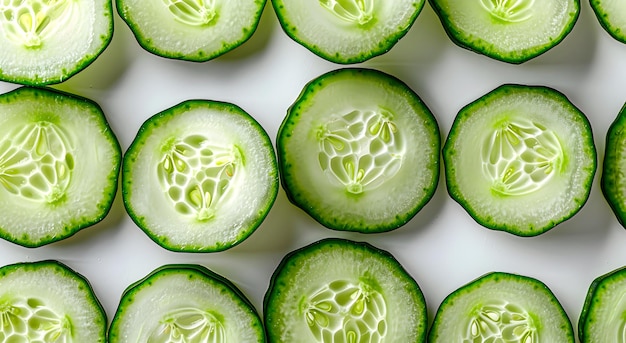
429,272,574,342
271,0,425,63
122,99,278,252
0,86,121,247
277,68,440,233
109,264,265,342
0,260,107,342
117,0,267,61
264,238,428,343
429,0,580,63
0,0,113,85
443,84,596,236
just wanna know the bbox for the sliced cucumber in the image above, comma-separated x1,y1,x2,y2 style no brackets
277,68,440,233
117,0,266,61
443,84,596,236
579,265,626,342
0,0,113,85
602,103,626,227
109,264,265,342
264,238,428,343
429,0,580,63
429,272,574,342
122,99,278,252
590,0,626,44
0,260,107,342
271,0,425,63
0,86,121,247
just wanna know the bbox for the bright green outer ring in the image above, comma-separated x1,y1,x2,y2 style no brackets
602,103,626,227
590,0,626,44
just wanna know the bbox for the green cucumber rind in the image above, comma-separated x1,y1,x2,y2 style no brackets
270,1,425,64
116,0,267,62
0,260,108,342
428,0,580,64
589,0,626,44
601,103,626,227
108,264,265,342
0,86,122,247
277,68,440,233
443,84,596,237
122,99,279,252
429,271,574,342
263,238,428,342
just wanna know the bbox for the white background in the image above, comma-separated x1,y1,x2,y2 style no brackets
0,1,625,340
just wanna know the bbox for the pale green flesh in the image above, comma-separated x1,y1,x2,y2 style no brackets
580,267,626,342
602,105,626,226
271,0,424,63
0,296,72,342
429,273,574,342
0,0,112,85
117,0,265,61
431,0,578,63
591,0,626,43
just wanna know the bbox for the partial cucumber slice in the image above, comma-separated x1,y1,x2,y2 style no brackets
443,84,596,236
0,260,107,342
117,0,266,61
579,265,626,342
0,0,113,85
271,0,425,63
0,87,121,247
264,238,428,342
429,272,574,342
122,99,278,252
429,0,580,63
602,103,626,227
590,0,626,44
109,264,265,342
277,68,440,233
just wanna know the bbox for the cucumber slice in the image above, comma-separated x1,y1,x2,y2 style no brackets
264,238,428,342
429,0,580,63
109,264,265,342
429,272,574,342
271,0,425,63
0,0,113,85
590,0,626,44
0,86,121,247
602,103,626,227
579,265,626,342
117,0,266,61
0,260,107,342
122,99,278,252
443,84,596,236
277,68,440,233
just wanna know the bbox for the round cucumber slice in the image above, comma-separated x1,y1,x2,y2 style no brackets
0,260,107,342
0,0,113,85
429,272,574,342
264,238,428,343
443,84,596,236
117,0,266,61
109,264,265,342
602,103,626,227
590,0,626,44
122,99,278,252
429,0,580,63
271,0,425,64
277,68,440,233
0,86,121,247
579,265,626,342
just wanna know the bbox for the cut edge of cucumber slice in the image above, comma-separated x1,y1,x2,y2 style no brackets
601,102,626,228
116,0,267,62
122,99,279,252
428,271,575,342
443,83,596,237
0,260,107,342
0,86,122,248
264,237,428,343
590,0,626,44
276,67,441,233
108,264,265,342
